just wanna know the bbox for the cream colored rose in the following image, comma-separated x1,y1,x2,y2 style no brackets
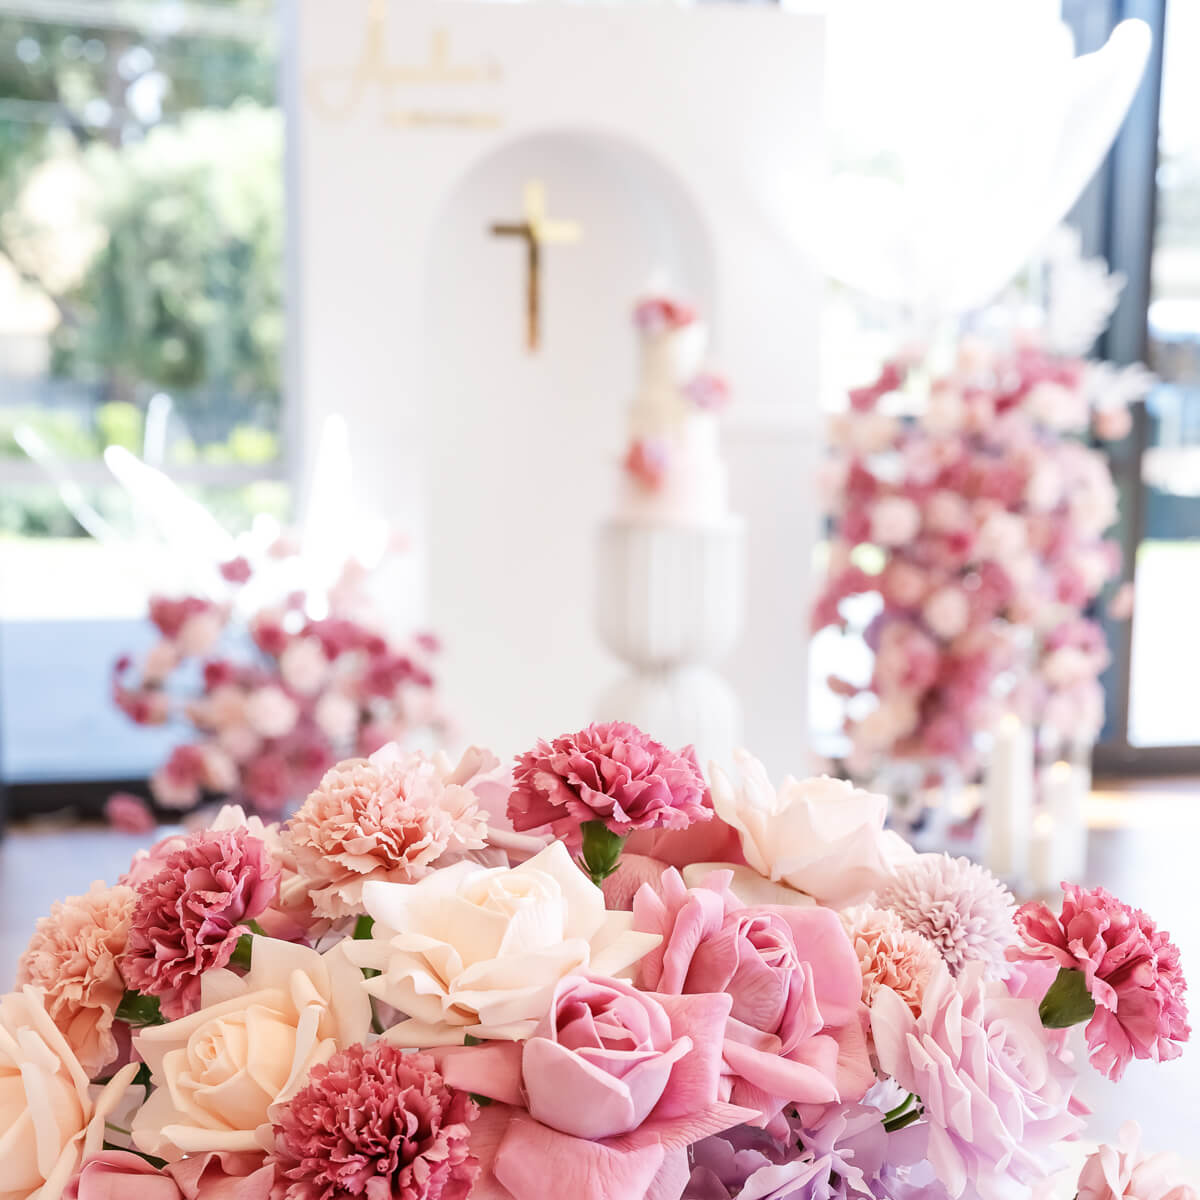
705,751,913,908
347,841,661,1046
130,938,370,1162
0,987,137,1200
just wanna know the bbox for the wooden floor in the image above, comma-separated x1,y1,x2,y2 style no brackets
2,780,1199,1164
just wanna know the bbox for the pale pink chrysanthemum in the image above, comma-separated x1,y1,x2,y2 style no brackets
874,853,1017,979
268,1043,479,1200
1013,883,1190,1081
841,904,946,1015
283,749,488,919
123,828,280,1019
17,882,136,1076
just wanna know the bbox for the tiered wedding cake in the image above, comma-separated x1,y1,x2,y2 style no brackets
596,294,744,765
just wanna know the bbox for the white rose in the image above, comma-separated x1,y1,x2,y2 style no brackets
347,841,661,1046
0,988,137,1200
704,752,911,908
244,685,299,739
130,938,370,1161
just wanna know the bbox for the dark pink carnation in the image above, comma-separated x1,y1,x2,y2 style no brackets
1013,884,1190,1080
508,721,710,847
268,1043,479,1200
123,828,280,1019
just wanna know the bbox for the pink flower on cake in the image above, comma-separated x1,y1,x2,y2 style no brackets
267,1043,479,1200
17,882,136,1077
507,721,710,849
634,295,697,332
872,964,1082,1199
123,828,280,1019
1076,1122,1199,1200
282,746,489,919
633,868,871,1134
1011,884,1190,1081
685,371,732,412
434,972,748,1200
707,753,905,907
624,436,670,491
0,988,138,1200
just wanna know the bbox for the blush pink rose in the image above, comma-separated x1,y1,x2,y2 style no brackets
632,868,871,1133
435,973,749,1200
869,496,921,546
1077,1122,1198,1200
66,1153,182,1200
522,973,697,1140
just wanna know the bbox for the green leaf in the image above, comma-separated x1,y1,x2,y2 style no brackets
353,915,376,940
115,991,164,1027
1039,966,1097,1029
469,1092,494,1107
463,1033,485,1046
229,932,255,971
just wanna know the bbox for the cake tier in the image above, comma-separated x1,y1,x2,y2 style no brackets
596,517,744,668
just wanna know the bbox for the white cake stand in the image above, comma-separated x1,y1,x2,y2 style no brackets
595,517,744,766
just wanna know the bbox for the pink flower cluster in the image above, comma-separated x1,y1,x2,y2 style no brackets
111,540,446,823
5,721,1190,1200
815,336,1139,774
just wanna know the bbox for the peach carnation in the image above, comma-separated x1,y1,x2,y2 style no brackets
841,904,945,1016
17,882,136,1076
283,747,489,920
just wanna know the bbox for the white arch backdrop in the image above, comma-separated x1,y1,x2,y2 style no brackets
285,0,825,773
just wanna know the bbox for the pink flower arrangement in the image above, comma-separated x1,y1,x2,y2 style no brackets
1011,883,1190,1080
509,721,710,850
5,720,1190,1200
111,536,447,823
815,333,1146,776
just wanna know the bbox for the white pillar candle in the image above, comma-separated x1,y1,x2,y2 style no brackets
1030,811,1058,895
1043,759,1088,884
984,714,1034,882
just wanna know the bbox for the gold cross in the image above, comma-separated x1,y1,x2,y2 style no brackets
489,180,582,352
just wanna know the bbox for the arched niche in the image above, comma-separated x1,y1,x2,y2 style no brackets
423,128,715,751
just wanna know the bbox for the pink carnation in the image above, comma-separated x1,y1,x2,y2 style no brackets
268,1043,479,1200
1012,884,1190,1081
282,748,488,919
123,828,280,1019
508,721,710,848
841,905,945,1016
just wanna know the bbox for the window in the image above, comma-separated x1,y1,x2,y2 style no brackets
1065,0,1200,770
0,0,285,788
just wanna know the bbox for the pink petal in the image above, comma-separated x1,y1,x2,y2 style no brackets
495,1114,666,1200
653,991,732,1119
433,1042,525,1107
